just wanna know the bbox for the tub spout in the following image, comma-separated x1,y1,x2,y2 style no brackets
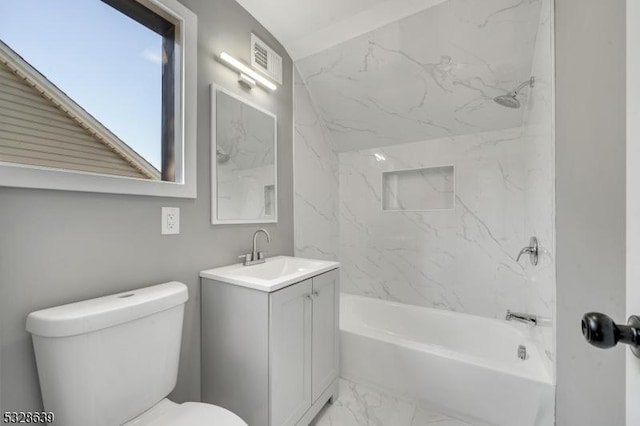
506,310,538,326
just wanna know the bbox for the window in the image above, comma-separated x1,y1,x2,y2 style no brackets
0,0,197,197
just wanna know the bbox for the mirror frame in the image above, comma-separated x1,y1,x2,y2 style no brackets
210,84,278,224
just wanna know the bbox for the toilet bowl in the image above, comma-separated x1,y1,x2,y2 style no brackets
26,281,247,426
123,399,246,425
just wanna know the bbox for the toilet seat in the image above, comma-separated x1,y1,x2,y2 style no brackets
123,399,247,426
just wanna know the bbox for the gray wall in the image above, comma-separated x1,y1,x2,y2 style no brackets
0,0,293,411
555,1,626,424
0,333,2,414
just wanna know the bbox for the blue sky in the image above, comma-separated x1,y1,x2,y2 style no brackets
0,0,163,169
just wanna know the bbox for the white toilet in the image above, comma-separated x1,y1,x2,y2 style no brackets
26,281,247,426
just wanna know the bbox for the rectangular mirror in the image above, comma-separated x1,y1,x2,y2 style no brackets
211,85,277,224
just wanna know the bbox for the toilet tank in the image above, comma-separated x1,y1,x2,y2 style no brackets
26,282,188,426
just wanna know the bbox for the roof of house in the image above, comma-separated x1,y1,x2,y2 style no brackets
0,40,161,180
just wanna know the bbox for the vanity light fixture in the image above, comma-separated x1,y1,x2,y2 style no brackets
238,73,256,89
219,52,277,91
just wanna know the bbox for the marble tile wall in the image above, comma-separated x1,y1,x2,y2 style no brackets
293,0,554,363
382,166,455,211
293,69,339,261
521,0,555,365
339,128,528,318
296,0,543,152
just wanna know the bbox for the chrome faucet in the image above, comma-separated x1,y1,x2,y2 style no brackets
239,228,271,266
506,310,538,326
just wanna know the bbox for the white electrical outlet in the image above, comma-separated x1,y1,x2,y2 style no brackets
161,207,180,235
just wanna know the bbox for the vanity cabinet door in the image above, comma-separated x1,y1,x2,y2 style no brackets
269,279,313,426
311,269,339,402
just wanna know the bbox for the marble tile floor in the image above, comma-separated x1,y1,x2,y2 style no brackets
311,379,477,426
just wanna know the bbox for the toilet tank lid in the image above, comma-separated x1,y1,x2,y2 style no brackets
26,282,188,337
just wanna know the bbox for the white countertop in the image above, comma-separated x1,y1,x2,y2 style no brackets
200,255,340,292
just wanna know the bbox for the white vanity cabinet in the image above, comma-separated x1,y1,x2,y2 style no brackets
201,267,339,426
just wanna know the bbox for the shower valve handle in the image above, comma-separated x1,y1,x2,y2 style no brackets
581,312,640,358
516,236,539,266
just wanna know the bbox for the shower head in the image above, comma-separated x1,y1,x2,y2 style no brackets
494,76,535,109
494,94,522,109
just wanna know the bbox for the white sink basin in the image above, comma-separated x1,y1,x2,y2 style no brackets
200,256,340,292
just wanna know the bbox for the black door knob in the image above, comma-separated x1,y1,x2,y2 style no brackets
582,312,640,357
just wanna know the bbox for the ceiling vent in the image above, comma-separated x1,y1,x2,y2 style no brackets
251,33,282,85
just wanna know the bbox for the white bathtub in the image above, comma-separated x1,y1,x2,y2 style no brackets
340,294,555,426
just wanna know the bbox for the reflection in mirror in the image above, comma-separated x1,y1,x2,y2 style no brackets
212,86,277,224
0,0,176,181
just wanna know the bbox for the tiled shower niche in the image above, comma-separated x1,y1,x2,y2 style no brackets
382,165,455,211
